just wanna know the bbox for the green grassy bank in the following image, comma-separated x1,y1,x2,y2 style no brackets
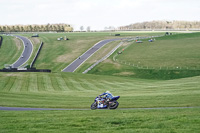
18,32,164,72
0,72,199,108
0,35,23,69
1,108,200,133
89,32,200,79
0,32,200,133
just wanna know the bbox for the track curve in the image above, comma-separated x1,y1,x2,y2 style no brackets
11,35,33,68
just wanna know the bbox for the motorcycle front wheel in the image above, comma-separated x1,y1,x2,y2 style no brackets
91,102,97,110
109,101,119,109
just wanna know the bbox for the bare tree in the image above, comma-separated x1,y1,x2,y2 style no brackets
87,26,91,32
80,26,84,31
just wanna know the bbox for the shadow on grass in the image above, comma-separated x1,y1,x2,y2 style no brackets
90,68,200,80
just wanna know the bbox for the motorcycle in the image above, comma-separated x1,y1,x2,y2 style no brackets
91,95,120,110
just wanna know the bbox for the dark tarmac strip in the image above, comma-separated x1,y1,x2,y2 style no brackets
0,106,199,111
62,38,124,72
12,35,33,68
0,107,88,111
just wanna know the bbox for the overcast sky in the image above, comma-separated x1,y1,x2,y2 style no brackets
1,0,200,30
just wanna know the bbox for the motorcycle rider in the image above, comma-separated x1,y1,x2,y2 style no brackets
91,90,120,109
98,91,114,106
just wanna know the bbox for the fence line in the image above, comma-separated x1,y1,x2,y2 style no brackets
114,59,200,70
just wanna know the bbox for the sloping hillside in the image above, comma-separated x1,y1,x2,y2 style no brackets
89,32,200,79
119,20,200,30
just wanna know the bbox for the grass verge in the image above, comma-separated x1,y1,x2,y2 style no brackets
0,108,200,132
0,35,23,69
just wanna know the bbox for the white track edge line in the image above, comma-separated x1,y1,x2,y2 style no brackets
61,40,103,72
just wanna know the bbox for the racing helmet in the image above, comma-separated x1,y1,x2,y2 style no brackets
106,91,111,94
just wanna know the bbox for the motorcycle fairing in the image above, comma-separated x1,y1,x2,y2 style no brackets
111,96,120,101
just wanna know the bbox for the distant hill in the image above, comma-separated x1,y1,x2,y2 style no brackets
0,23,73,32
119,20,200,30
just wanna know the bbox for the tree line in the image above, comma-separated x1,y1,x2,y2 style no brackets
119,20,200,30
0,23,73,32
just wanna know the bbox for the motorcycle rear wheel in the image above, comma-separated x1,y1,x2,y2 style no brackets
109,101,119,109
91,102,97,110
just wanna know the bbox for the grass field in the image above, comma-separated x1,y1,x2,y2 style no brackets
116,32,200,69
0,72,200,132
1,32,200,132
89,32,200,79
0,35,23,69
0,72,200,108
1,108,200,132
17,32,164,72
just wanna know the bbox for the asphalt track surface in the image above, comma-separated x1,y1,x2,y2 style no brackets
62,38,124,72
0,106,199,111
12,35,33,68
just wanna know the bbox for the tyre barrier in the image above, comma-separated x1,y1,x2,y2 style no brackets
0,68,51,72
0,36,3,48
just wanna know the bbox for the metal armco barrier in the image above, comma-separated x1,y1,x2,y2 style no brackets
30,42,43,68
